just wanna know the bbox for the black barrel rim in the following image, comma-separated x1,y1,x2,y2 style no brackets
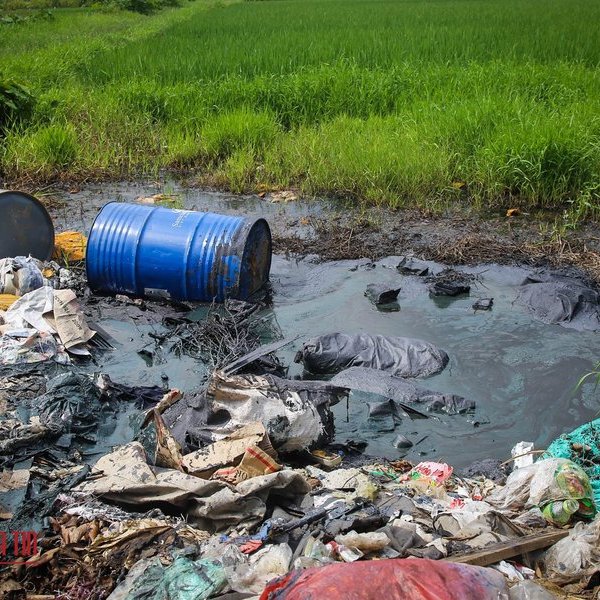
238,217,272,299
0,190,55,261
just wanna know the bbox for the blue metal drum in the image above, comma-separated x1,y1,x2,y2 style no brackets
86,202,272,302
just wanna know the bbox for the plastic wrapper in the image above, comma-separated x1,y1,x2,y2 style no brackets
544,517,600,583
400,462,453,496
260,557,509,600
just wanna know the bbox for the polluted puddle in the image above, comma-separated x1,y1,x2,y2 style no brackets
45,185,600,470
68,254,600,470
3,186,600,598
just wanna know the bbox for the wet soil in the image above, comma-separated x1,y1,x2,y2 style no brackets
37,181,600,470
43,181,600,283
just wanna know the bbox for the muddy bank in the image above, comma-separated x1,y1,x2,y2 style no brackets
29,184,600,468
2,182,600,599
41,181,600,284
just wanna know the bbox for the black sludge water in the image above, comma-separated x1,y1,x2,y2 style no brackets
84,254,600,469
50,185,600,468
269,256,600,468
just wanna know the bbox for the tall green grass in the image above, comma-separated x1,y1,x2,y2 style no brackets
1,0,599,213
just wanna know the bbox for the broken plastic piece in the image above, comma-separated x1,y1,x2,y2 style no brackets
393,434,413,449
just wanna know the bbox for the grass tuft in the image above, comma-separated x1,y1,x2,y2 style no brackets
1,0,599,214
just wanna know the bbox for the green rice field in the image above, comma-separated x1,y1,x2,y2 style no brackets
1,0,600,212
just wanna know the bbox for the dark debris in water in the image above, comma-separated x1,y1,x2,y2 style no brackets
171,299,284,371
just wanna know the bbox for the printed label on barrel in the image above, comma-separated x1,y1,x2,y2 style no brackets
171,210,192,228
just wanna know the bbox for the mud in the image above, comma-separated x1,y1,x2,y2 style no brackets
36,182,600,471
44,181,600,283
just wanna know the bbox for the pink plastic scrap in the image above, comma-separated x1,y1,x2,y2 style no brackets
403,461,454,484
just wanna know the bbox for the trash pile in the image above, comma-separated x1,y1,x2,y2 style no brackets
1,200,600,599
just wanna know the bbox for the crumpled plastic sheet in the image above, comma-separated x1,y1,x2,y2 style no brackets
107,555,227,600
517,273,600,332
295,333,449,378
36,372,102,436
75,442,311,532
544,517,600,584
223,543,292,594
0,329,69,366
508,580,558,600
165,371,347,452
434,500,523,549
3,286,55,333
260,557,510,600
331,366,475,414
0,256,44,296
487,458,596,522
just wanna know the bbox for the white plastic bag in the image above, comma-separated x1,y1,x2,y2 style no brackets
511,441,535,469
223,543,292,594
0,256,44,296
544,517,600,583
508,580,557,600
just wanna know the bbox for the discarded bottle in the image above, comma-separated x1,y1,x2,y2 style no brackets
542,499,579,525
86,202,272,302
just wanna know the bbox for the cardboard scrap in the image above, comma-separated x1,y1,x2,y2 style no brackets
142,389,183,427
0,467,31,492
183,422,277,479
74,442,310,531
45,289,95,351
236,444,281,482
211,445,282,485
151,410,183,471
